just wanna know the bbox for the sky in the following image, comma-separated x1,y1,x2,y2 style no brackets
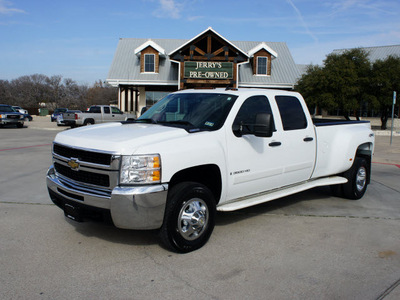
1,0,399,85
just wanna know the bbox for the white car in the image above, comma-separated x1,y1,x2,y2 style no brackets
12,106,28,115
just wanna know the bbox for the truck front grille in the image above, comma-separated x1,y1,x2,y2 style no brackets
53,143,112,166
54,162,110,187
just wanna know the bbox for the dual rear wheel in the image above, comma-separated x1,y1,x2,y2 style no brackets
331,157,369,200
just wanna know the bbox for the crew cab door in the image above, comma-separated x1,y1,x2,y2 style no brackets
102,106,112,122
111,106,125,121
225,95,283,200
225,95,316,202
273,95,316,186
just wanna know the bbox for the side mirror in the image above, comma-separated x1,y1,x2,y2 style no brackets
254,113,274,138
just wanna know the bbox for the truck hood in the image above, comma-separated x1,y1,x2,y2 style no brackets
54,122,189,154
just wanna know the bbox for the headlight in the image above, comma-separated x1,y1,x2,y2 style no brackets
120,154,161,184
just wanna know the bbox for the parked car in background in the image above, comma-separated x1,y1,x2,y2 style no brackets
1,104,25,128
51,108,68,122
24,114,33,121
62,105,135,127
57,110,81,126
12,106,28,114
12,106,32,121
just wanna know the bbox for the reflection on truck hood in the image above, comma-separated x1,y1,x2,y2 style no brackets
54,122,188,154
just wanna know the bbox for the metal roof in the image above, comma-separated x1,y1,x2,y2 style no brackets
107,38,301,89
332,45,400,62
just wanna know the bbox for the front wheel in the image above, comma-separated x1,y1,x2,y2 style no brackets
159,182,216,253
342,157,369,200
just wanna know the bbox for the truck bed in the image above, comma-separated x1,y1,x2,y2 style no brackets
312,118,370,126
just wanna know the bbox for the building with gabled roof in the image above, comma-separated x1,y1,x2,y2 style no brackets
106,27,301,115
332,45,400,62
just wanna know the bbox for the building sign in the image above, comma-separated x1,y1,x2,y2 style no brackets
184,62,233,79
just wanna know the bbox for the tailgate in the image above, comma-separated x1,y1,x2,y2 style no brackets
62,113,76,120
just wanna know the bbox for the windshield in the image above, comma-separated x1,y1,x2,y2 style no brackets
1,106,15,112
138,93,238,131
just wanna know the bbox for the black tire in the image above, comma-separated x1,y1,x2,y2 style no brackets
84,119,94,125
17,123,24,128
342,157,368,200
159,182,216,253
330,184,343,197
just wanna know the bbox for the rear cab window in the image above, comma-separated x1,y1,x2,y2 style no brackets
275,96,308,131
89,107,101,113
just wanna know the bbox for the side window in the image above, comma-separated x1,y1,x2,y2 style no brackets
275,96,308,130
233,96,273,137
89,107,101,113
103,107,110,114
111,107,122,114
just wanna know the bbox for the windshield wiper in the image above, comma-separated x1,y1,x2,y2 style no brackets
135,118,158,124
158,120,201,132
162,120,195,127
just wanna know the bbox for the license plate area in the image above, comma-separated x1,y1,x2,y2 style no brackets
64,203,83,222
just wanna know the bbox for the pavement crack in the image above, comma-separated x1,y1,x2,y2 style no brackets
376,276,400,300
372,179,400,193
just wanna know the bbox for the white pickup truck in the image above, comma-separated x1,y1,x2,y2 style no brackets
47,89,375,252
62,105,136,127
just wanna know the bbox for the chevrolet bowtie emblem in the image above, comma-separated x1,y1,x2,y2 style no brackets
68,158,80,171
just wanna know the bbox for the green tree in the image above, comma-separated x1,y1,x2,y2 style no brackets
369,56,400,129
296,49,371,120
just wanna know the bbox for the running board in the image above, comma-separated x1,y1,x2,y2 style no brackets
217,176,348,212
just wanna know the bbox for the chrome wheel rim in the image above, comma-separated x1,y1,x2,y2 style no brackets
178,198,208,241
356,167,367,192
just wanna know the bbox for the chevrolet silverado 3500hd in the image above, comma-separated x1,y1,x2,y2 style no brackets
47,89,375,252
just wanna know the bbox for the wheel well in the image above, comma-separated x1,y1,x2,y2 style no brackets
356,143,373,184
84,118,95,125
169,164,222,204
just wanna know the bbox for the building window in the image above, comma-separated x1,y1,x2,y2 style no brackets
257,57,268,75
144,54,155,72
146,91,170,107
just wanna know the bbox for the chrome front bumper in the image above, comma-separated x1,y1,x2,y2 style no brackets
46,165,168,230
1,119,24,125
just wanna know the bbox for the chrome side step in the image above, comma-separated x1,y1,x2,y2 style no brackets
217,176,347,212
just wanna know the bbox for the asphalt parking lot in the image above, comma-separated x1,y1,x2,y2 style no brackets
1,116,399,300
